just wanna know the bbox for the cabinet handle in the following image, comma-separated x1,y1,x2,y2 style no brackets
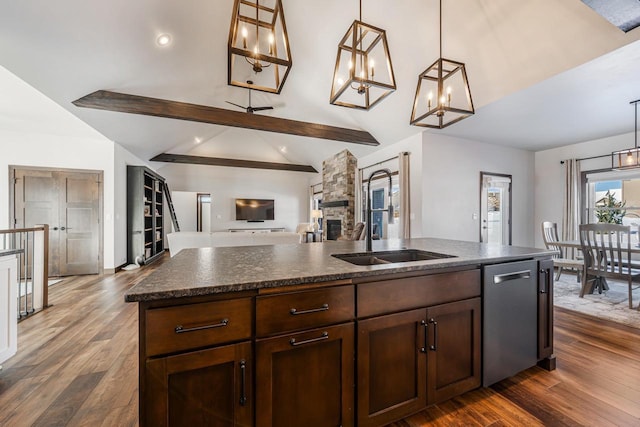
239,359,247,406
420,320,427,353
174,318,229,334
429,318,438,351
539,268,548,294
289,331,329,346
289,303,329,315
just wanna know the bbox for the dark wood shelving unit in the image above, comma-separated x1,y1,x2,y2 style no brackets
127,166,165,265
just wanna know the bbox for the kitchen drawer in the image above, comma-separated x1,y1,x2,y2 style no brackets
357,269,480,318
256,285,354,337
145,298,252,357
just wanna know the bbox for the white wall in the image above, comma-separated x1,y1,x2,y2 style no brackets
422,133,535,246
158,163,314,232
357,133,424,238
534,131,634,248
171,191,199,232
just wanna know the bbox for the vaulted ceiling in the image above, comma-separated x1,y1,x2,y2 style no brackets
1,0,639,172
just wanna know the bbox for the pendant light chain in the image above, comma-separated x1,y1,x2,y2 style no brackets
439,0,442,58
255,0,259,50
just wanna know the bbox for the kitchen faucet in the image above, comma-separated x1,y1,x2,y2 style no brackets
365,168,394,252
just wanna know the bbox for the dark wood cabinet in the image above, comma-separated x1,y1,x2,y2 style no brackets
127,165,165,265
145,341,252,427
425,297,481,405
357,309,427,427
537,258,556,369
256,323,355,427
137,262,549,426
356,269,481,425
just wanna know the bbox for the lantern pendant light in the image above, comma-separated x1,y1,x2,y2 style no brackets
612,99,640,170
330,0,397,110
228,0,292,94
410,0,474,128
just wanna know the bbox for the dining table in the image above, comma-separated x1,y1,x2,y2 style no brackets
554,238,640,293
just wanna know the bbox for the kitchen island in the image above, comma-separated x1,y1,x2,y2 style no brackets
126,238,556,427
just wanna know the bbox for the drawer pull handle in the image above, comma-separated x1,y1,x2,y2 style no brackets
493,270,531,284
289,331,329,347
289,303,329,315
174,318,229,334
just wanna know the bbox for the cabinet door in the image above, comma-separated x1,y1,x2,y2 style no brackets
426,298,481,405
538,258,555,363
357,309,427,427
144,341,252,427
256,323,354,427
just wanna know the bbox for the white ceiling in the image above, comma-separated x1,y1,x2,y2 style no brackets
1,0,639,172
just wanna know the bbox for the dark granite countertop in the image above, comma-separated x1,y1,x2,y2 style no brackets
0,248,24,257
125,238,554,302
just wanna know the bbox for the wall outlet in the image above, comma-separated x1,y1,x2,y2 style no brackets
472,213,478,220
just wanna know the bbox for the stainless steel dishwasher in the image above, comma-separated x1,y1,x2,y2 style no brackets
482,259,538,387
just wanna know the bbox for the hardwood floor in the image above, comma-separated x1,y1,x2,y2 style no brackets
1,254,639,426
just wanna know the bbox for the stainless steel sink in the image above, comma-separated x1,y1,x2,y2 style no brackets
332,249,456,266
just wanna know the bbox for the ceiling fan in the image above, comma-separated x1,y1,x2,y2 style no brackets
226,80,274,114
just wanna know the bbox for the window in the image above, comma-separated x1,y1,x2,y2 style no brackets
585,171,640,231
361,173,400,239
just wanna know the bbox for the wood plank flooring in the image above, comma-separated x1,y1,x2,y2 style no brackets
1,254,640,426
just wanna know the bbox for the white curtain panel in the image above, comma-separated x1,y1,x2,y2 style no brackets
562,159,581,241
399,151,411,239
356,169,363,223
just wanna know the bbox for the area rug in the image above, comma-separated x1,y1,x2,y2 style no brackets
554,274,640,329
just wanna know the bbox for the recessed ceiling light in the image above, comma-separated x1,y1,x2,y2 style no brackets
194,137,202,144
279,146,287,153
156,34,172,47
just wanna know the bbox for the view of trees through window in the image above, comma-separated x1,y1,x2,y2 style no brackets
587,179,640,228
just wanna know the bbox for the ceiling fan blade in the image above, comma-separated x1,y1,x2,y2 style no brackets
249,106,274,112
72,90,380,146
225,101,247,110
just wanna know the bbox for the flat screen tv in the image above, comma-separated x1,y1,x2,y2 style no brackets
235,198,275,221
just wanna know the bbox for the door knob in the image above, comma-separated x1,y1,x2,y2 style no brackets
52,227,59,231
60,226,66,231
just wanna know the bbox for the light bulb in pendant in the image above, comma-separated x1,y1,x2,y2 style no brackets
241,27,248,49
268,32,274,54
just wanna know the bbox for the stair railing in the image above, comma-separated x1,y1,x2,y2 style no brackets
0,225,49,319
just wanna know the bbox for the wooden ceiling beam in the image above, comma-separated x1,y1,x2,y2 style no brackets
150,153,318,173
72,90,380,146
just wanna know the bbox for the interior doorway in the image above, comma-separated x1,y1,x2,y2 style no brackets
197,193,211,232
10,166,103,276
480,172,512,245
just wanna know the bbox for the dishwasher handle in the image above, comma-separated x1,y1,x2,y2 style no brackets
493,270,531,284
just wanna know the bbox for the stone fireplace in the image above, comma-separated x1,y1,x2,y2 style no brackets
322,149,356,240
